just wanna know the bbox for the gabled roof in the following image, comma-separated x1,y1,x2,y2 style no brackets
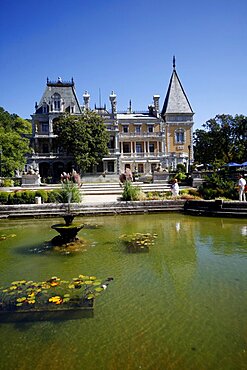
161,64,193,116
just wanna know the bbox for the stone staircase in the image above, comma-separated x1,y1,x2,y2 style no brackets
80,182,171,195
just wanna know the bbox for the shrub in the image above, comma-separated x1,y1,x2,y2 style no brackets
0,191,9,205
59,181,81,203
198,173,238,200
47,190,61,203
35,190,48,203
175,172,187,181
176,163,186,173
13,190,36,204
1,179,14,187
121,181,141,201
188,188,200,197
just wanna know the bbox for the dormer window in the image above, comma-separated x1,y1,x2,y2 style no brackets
123,125,128,133
175,129,185,144
52,93,62,112
148,125,153,133
42,102,48,113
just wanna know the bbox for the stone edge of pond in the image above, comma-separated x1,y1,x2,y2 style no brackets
0,200,246,219
0,200,185,218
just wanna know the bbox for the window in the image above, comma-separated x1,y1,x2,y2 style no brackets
123,143,130,153
107,161,114,172
42,143,49,153
175,129,185,143
123,125,128,133
138,164,144,173
108,136,115,149
52,93,61,112
41,123,49,133
135,125,141,134
149,143,155,153
136,143,142,153
42,103,48,113
148,125,153,133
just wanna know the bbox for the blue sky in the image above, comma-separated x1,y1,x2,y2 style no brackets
1,0,246,129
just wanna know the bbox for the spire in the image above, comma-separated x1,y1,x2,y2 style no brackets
128,99,132,114
161,60,193,116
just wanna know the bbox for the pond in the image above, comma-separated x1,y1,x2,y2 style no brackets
0,213,246,370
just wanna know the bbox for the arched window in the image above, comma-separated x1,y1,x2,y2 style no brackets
52,93,62,112
175,129,185,144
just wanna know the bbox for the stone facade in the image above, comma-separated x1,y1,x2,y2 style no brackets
28,61,194,181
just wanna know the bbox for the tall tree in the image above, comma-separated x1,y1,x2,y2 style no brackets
53,111,110,172
194,114,247,165
0,107,31,176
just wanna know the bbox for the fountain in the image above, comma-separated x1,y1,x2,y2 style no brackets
50,186,86,253
51,214,84,245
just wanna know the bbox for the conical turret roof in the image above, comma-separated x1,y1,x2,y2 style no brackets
161,60,193,116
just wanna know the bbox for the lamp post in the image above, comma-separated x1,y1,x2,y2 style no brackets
188,145,191,174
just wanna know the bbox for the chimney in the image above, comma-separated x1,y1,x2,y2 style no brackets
153,95,160,115
83,91,90,110
109,91,117,115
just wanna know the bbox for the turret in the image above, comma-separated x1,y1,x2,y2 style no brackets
109,91,117,115
83,91,90,110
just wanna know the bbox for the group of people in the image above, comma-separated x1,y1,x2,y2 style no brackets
119,168,134,185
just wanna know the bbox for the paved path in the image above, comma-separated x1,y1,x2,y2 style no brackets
83,194,120,204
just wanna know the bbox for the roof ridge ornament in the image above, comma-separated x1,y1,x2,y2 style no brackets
173,55,176,70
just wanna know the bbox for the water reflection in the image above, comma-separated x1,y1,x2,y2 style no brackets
0,214,246,370
191,217,247,256
240,225,247,236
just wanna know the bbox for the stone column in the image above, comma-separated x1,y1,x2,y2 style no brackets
115,134,119,153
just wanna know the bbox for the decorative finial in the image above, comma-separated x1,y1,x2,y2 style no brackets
173,55,176,70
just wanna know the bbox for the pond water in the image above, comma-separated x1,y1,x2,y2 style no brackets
0,214,246,370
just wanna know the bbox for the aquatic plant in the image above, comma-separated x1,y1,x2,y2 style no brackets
59,180,81,203
119,232,157,252
0,275,113,312
121,181,141,201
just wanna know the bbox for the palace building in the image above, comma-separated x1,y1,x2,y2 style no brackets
28,59,194,181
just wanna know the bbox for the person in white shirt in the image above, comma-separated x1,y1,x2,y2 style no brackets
238,175,246,201
171,178,179,197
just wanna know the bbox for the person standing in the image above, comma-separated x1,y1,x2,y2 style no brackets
238,175,246,201
171,178,179,197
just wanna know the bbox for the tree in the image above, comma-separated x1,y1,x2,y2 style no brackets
53,111,110,172
194,114,247,166
0,107,32,176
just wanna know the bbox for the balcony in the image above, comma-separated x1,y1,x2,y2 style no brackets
29,153,68,160
121,152,164,159
119,132,163,139
34,133,57,138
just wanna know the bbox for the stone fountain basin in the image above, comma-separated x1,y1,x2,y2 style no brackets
51,223,84,241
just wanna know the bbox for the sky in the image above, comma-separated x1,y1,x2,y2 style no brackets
1,0,247,129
